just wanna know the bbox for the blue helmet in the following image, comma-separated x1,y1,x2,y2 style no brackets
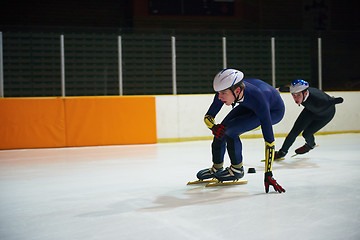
290,79,309,94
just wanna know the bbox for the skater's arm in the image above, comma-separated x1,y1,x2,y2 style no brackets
246,89,286,193
332,97,344,104
204,115,215,129
250,92,274,144
204,93,224,129
264,142,286,193
264,141,275,173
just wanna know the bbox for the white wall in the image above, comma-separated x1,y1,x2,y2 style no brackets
156,92,360,141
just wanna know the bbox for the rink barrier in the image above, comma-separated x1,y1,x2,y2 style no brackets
0,97,66,149
155,92,360,142
157,131,360,143
0,96,157,150
1,92,359,150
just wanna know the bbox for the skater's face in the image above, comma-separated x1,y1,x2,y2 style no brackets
218,89,234,105
292,91,307,105
218,87,242,106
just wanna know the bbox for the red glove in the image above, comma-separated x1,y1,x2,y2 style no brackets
212,124,225,139
264,171,285,193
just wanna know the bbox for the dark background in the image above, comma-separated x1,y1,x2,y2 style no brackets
1,0,359,96
1,0,359,31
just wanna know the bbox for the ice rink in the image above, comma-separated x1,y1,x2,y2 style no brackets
1,133,359,240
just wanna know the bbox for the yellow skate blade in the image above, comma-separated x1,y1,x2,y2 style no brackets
187,179,217,185
205,180,248,187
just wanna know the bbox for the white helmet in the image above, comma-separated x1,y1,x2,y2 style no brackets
213,69,244,92
290,79,309,94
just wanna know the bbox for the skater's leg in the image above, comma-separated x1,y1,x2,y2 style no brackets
226,136,243,168
302,109,335,147
222,110,258,167
279,110,313,152
213,136,245,181
196,137,225,180
214,110,258,181
211,136,226,169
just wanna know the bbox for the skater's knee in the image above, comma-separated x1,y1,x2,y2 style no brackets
225,135,240,145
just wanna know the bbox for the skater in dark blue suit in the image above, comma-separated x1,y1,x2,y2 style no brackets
197,69,286,193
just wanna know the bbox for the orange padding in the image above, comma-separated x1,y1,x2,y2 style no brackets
0,96,157,150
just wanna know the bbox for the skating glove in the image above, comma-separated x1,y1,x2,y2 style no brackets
212,124,225,139
334,97,343,104
264,171,286,193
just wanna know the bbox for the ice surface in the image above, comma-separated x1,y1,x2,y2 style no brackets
0,134,359,240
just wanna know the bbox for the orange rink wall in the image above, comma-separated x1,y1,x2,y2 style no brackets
0,96,157,150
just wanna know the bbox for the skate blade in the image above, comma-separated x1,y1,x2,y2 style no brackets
205,180,248,187
187,179,217,185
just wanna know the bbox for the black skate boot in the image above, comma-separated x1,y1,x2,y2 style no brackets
214,165,244,181
196,166,223,180
274,150,287,160
295,143,315,154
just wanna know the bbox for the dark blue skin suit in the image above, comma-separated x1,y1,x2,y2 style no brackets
205,78,285,170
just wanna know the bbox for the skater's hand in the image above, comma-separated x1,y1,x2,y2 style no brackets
212,124,225,139
334,97,343,104
264,171,285,193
